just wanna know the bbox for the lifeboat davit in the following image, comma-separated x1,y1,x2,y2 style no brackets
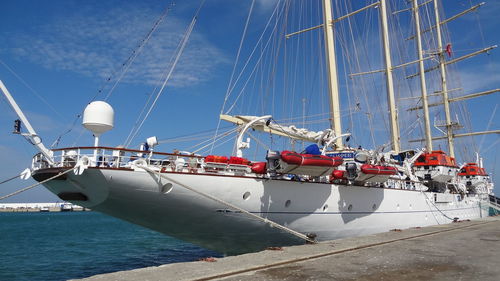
279,151,343,177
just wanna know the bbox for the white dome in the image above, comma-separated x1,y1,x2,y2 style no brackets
82,101,114,135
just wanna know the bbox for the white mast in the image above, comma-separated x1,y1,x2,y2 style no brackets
0,80,54,164
412,0,433,151
379,0,400,153
433,0,454,157
322,0,343,150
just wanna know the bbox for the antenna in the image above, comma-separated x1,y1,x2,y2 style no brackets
82,101,114,163
82,101,114,147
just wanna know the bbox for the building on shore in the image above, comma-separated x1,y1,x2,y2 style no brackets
0,202,86,212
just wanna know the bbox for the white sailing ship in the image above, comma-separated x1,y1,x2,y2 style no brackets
1,0,499,255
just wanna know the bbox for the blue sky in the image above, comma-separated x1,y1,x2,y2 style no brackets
0,0,498,202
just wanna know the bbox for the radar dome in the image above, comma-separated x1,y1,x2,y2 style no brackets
82,101,114,135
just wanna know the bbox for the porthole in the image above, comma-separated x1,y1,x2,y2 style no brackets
348,204,353,211
161,183,173,194
285,200,291,208
323,204,329,212
372,204,377,210
243,191,251,200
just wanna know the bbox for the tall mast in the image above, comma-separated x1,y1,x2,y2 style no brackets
379,0,400,153
322,0,343,150
412,0,433,151
433,0,455,157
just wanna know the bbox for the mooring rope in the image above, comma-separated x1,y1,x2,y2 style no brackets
0,174,21,186
139,165,315,243
0,168,74,201
420,190,457,221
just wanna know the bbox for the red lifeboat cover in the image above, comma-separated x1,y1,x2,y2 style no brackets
251,162,267,174
205,155,229,163
281,151,343,167
229,156,250,165
414,151,458,167
361,164,397,175
331,170,346,179
458,163,488,176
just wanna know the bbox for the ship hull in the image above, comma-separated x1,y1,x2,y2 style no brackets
35,167,488,255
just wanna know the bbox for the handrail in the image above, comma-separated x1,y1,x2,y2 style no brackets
51,146,205,158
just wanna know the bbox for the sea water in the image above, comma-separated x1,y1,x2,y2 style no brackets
0,211,221,281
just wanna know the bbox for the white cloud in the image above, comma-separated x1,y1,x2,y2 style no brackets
4,4,229,89
256,0,280,11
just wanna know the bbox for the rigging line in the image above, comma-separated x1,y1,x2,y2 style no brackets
223,0,256,109
203,130,239,155
192,128,238,154
140,165,315,243
0,168,74,201
224,0,284,105
123,87,158,146
158,125,233,143
162,127,238,146
187,128,238,151
478,104,497,151
89,2,174,103
482,138,500,155
0,174,21,186
247,131,270,151
212,0,256,154
0,58,65,120
340,3,376,147
104,3,174,101
68,3,174,147
224,2,287,115
50,114,82,148
124,0,205,147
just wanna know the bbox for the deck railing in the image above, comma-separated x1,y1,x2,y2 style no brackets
32,146,252,175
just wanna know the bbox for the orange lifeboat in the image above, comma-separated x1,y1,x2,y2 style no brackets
413,151,458,183
458,163,488,177
414,150,458,168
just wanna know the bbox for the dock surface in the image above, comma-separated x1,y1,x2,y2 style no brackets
77,217,500,281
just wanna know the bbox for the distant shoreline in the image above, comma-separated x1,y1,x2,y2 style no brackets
0,206,89,213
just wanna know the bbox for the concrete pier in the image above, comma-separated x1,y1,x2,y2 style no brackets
77,217,500,281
